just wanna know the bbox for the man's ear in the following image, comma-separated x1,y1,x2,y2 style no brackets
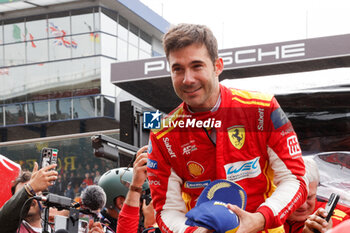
214,57,224,76
115,196,126,210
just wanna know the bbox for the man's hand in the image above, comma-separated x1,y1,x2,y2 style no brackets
303,208,331,233
88,219,104,233
227,204,265,233
143,199,156,228
131,145,148,187
28,162,58,193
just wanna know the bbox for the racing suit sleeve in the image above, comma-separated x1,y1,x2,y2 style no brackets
257,97,308,229
147,132,198,233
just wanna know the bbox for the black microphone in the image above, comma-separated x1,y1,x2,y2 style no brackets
34,194,72,209
81,185,106,212
55,230,69,233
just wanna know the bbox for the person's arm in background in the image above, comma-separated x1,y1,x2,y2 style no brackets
117,145,151,233
0,162,58,233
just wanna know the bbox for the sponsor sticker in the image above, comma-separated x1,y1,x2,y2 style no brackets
224,157,261,182
163,137,176,158
271,108,289,129
149,179,161,186
184,180,211,189
287,135,301,156
227,125,245,150
143,110,161,129
187,161,205,177
147,158,158,169
147,140,152,154
181,140,198,156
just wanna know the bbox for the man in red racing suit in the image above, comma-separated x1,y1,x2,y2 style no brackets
147,23,307,233
147,85,307,233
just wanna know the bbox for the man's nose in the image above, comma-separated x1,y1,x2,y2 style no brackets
183,69,195,85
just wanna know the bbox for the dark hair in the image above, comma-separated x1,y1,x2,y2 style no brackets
163,23,218,64
11,171,32,195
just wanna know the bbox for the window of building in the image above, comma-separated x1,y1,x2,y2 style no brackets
117,38,127,61
129,23,139,46
72,96,96,119
72,34,95,58
72,13,94,35
118,15,128,40
49,37,72,60
100,11,117,36
128,43,138,60
4,22,25,44
0,45,3,67
0,24,3,45
101,33,116,59
25,19,47,40
5,103,25,125
27,39,48,64
50,98,72,121
4,42,26,66
48,14,71,38
27,101,48,123
0,106,3,126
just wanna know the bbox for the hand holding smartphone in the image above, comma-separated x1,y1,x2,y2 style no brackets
314,193,340,233
39,147,59,184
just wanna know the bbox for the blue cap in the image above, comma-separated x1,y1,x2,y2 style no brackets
185,179,247,233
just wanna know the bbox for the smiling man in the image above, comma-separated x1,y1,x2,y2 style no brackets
147,23,307,233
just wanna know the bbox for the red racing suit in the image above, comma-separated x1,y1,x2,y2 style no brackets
147,84,307,233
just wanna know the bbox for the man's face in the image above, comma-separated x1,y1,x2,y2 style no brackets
168,43,223,112
288,181,318,222
15,182,40,217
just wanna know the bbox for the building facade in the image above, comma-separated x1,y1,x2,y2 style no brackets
0,0,169,196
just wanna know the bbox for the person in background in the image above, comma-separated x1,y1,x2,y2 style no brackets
147,23,307,233
0,162,58,233
97,145,155,233
284,156,350,233
94,170,102,184
64,181,75,200
83,172,94,186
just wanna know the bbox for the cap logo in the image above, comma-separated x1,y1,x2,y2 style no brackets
207,182,231,200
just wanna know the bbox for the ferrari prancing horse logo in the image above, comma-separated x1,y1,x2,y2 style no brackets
228,125,245,150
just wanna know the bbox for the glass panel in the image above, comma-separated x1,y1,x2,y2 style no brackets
5,103,25,125
4,22,25,44
103,96,115,118
94,12,100,31
0,25,3,44
129,23,138,46
101,33,116,58
73,96,96,119
140,39,152,54
139,50,151,59
49,37,72,60
95,95,101,117
1,57,101,104
50,98,72,121
4,42,26,66
0,45,3,67
118,15,128,40
100,12,117,36
117,39,127,61
25,19,47,40
72,33,95,58
48,16,71,38
27,39,48,63
27,101,48,123
128,44,138,60
0,106,3,126
72,13,94,35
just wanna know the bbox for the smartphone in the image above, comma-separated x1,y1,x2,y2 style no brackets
324,193,340,222
39,147,58,169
